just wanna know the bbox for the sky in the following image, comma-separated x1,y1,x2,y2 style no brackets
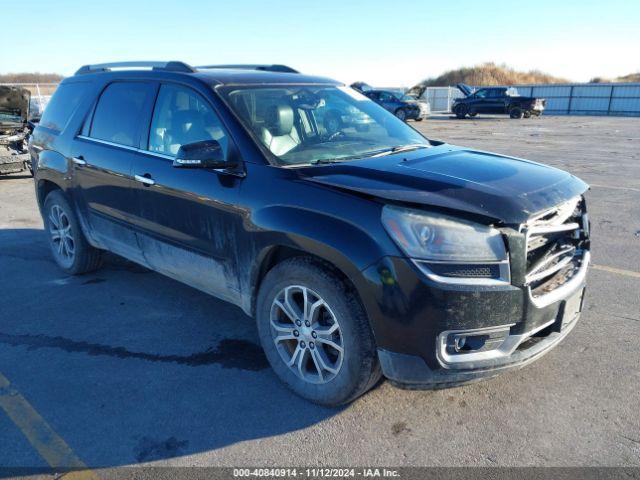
2,0,639,86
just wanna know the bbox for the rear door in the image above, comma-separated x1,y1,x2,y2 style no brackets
130,82,243,303
486,88,508,113
71,81,156,264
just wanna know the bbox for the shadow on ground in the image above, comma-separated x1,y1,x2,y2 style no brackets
0,229,342,470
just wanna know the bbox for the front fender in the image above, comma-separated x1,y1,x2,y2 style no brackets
241,204,399,315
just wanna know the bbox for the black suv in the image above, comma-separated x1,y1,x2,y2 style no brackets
30,62,590,406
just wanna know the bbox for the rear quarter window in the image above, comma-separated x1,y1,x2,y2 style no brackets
39,82,89,132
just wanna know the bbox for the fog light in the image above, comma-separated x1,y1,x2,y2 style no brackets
438,324,516,367
453,334,488,352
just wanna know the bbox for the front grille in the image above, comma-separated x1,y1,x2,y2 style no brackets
522,196,589,298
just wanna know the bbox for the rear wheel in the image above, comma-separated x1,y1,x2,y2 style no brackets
394,109,407,121
454,104,468,119
523,111,531,118
256,257,381,406
43,190,103,275
509,106,524,119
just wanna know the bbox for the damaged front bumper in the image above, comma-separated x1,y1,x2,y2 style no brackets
359,250,590,389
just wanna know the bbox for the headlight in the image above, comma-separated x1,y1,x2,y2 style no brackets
381,205,507,262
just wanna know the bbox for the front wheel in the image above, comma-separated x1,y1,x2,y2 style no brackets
454,104,468,119
394,108,406,121
509,106,524,119
523,111,532,118
43,190,103,275
256,258,381,406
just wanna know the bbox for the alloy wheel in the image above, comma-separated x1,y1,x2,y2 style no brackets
48,204,75,266
270,285,344,384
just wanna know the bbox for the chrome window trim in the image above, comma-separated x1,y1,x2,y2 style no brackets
76,135,175,160
76,135,139,152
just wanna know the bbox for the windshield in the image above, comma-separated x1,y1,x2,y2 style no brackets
219,85,430,166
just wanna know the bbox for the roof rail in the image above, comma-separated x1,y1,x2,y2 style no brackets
196,64,299,74
75,61,196,75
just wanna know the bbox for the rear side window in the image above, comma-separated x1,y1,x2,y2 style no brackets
90,82,152,147
39,82,89,132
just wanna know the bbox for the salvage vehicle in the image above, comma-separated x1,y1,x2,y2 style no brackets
452,84,546,119
30,62,590,406
363,89,427,121
1,85,34,175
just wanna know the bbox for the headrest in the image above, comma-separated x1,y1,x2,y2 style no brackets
171,110,193,130
265,104,294,136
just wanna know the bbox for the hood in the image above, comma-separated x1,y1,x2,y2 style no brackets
0,86,30,128
299,144,588,224
456,83,474,97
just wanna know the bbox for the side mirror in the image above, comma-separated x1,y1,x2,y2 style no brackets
173,139,234,169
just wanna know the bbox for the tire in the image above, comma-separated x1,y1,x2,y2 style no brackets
414,118,423,122
454,104,468,119
43,190,103,275
394,109,407,121
523,111,531,119
324,109,342,135
509,106,524,119
468,112,478,117
256,257,381,406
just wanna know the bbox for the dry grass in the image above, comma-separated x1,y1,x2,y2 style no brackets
417,62,570,87
0,73,63,84
590,73,640,83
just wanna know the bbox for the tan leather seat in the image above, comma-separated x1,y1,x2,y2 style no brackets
259,104,300,156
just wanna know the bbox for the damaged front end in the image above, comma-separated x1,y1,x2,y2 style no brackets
0,85,33,175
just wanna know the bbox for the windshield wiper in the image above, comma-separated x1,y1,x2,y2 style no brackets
309,158,342,165
371,144,430,158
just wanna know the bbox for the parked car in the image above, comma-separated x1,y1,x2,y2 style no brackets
1,85,34,175
350,81,373,93
30,62,590,406
363,89,427,121
452,84,546,119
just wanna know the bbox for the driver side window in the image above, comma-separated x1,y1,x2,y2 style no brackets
148,84,228,157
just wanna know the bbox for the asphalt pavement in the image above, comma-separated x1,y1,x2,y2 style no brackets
0,115,638,470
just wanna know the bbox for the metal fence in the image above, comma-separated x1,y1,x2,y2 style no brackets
421,83,640,116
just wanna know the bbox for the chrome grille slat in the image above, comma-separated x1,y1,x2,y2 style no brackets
526,254,575,284
527,245,576,283
522,196,588,297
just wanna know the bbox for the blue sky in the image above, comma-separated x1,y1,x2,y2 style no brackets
3,0,639,86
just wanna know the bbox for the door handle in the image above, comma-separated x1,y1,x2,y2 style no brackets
72,156,87,166
134,174,155,186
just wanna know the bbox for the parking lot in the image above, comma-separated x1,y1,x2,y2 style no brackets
1,115,639,469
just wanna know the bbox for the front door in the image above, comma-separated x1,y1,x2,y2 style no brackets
71,81,156,264
130,82,243,303
471,89,491,113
